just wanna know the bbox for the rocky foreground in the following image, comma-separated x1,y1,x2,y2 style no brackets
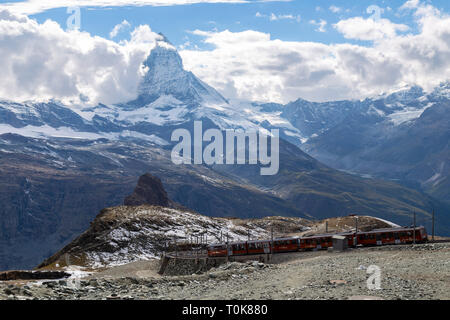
1,242,448,300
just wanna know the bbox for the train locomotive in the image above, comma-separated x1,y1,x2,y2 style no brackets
207,226,427,257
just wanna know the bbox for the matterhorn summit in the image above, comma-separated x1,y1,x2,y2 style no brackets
137,34,227,106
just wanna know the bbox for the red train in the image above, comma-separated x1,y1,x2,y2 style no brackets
207,226,427,257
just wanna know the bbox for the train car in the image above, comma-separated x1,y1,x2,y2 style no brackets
272,238,299,253
345,232,357,247
247,240,272,255
315,235,333,249
207,243,227,257
208,226,428,257
357,226,427,246
299,237,317,250
207,242,248,257
412,226,428,243
299,234,334,250
228,241,248,256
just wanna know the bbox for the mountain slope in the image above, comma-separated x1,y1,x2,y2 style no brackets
212,138,449,232
302,86,450,203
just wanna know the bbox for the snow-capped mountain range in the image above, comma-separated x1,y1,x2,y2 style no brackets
301,82,450,202
0,37,303,144
1,36,448,201
0,36,448,200
0,36,448,148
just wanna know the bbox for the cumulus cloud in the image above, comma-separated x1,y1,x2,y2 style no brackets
180,1,450,103
110,19,131,38
181,29,345,102
334,17,409,41
0,10,161,105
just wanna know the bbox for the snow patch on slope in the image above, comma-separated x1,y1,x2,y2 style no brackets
387,103,434,125
0,124,167,145
364,216,400,228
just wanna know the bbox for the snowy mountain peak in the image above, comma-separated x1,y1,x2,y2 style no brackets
138,36,227,106
140,41,184,89
379,85,425,105
431,81,450,99
157,32,173,46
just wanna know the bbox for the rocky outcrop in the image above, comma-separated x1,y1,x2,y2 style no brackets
36,205,276,270
124,173,171,207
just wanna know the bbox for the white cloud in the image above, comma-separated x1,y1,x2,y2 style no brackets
180,1,450,103
181,29,349,102
334,17,409,41
0,10,161,105
0,0,287,15
256,12,300,23
329,5,342,13
270,13,300,22
400,0,420,10
309,19,327,32
110,19,131,38
1,1,449,106
400,0,440,18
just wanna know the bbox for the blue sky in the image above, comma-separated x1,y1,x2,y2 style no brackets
26,0,449,47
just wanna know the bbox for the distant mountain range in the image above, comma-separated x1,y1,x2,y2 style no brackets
301,83,450,204
0,36,448,270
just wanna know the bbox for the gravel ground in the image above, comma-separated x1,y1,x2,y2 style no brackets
1,243,448,300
